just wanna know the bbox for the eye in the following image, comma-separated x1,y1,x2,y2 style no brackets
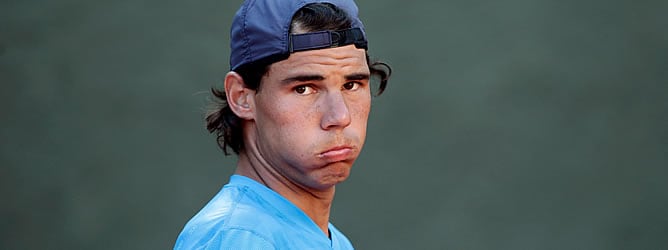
294,85,316,95
343,82,361,91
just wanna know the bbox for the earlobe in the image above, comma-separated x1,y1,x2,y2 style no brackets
224,71,254,120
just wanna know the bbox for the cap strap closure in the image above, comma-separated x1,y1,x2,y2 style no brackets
289,27,367,53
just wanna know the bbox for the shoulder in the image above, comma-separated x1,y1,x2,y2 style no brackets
174,227,276,250
175,184,286,249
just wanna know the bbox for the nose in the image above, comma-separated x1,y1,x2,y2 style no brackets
320,92,352,130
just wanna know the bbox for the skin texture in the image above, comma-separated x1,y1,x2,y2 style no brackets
224,44,371,235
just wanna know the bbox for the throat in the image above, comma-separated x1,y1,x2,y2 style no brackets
235,150,336,236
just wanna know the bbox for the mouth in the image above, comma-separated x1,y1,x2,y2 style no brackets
317,146,354,162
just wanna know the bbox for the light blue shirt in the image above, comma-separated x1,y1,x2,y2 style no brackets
174,175,354,249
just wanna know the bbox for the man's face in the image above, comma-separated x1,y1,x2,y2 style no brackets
249,45,371,190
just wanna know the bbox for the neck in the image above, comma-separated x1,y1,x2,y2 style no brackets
235,151,335,235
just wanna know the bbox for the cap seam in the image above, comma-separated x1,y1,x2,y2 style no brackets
241,0,253,69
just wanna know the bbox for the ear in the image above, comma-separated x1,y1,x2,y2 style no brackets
224,71,255,120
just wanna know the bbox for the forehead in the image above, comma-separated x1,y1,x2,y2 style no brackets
266,45,369,77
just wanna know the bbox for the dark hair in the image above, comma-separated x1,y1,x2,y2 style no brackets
206,3,392,155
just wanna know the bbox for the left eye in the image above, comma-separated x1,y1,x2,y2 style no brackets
343,82,360,91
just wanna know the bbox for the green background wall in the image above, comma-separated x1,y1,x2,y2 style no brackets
2,0,667,249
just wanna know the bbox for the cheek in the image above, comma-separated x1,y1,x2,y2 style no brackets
349,95,372,136
256,96,315,145
352,93,372,120
268,99,314,129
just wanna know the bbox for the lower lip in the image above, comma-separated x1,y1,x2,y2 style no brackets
319,148,353,162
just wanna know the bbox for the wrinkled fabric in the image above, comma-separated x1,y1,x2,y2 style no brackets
174,175,354,249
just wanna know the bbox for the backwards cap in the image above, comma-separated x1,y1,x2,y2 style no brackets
230,0,367,71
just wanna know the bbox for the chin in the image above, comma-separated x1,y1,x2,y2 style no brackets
313,162,352,188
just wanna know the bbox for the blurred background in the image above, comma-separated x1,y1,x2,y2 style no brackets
2,0,667,249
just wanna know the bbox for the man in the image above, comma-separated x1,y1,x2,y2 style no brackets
175,0,391,249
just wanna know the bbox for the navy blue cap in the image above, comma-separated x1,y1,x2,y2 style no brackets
230,0,367,71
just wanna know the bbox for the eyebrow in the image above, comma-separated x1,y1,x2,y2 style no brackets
281,72,370,85
281,74,325,84
345,73,370,81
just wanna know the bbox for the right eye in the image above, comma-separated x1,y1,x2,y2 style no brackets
294,85,316,95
